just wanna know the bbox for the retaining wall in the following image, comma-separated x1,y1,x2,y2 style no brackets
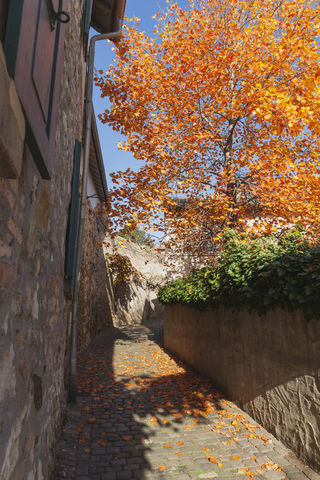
164,304,320,472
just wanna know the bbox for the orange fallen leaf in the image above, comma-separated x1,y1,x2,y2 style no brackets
218,463,224,468
97,439,108,446
176,452,182,455
158,466,166,470
205,454,218,464
176,441,184,446
86,418,97,424
202,448,210,451
83,448,90,453
233,456,240,461
238,467,250,474
251,457,257,461
77,422,83,433
260,462,282,471
123,436,132,441
163,445,171,449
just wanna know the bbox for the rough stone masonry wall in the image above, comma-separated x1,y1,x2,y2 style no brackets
0,1,84,478
164,304,320,473
105,238,165,327
77,201,116,352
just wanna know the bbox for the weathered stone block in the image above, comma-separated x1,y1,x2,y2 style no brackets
0,262,17,288
0,46,25,178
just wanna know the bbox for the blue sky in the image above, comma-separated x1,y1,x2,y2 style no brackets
92,0,168,179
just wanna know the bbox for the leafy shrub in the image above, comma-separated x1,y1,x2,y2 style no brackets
158,231,320,321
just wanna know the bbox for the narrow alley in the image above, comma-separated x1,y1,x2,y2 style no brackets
55,320,319,480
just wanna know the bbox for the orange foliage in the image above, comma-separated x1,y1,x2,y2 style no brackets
95,0,320,256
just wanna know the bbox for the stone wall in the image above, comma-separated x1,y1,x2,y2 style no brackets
77,202,116,352
164,304,320,472
106,238,165,326
0,0,85,478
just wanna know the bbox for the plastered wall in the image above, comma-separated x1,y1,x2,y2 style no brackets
164,304,320,472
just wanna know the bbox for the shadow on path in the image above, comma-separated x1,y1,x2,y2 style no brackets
55,318,317,480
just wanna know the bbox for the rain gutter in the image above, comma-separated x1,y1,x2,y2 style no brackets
69,0,126,404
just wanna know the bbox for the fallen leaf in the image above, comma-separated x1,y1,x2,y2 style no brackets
158,466,166,470
83,448,90,453
86,418,97,424
123,436,132,441
238,467,250,474
260,462,282,471
202,448,210,451
233,456,240,461
97,439,108,446
176,452,182,455
163,445,171,448
205,454,218,464
176,441,184,446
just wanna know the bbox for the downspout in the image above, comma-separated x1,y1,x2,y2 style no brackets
69,21,123,404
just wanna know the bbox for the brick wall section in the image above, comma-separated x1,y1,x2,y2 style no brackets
164,304,320,473
77,201,116,352
0,1,85,478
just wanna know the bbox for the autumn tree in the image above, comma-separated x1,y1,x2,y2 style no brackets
95,0,320,260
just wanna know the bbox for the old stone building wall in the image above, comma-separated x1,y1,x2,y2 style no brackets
0,1,85,478
77,200,116,352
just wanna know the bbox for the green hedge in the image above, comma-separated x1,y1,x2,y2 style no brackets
158,231,320,321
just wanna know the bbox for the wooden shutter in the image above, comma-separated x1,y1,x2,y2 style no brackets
4,0,68,179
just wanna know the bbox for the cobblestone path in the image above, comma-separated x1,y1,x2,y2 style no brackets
55,320,319,480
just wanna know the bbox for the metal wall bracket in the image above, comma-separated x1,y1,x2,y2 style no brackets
45,0,70,30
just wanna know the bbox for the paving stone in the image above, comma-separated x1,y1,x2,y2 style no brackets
54,320,320,480
198,473,218,478
115,471,133,479
101,474,117,480
263,472,287,480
